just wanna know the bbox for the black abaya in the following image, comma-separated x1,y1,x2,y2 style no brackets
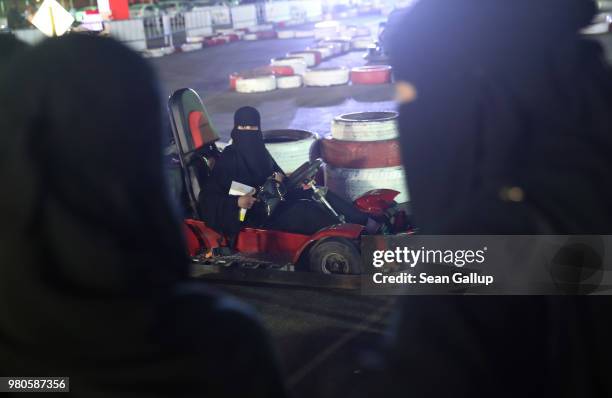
382,1,612,397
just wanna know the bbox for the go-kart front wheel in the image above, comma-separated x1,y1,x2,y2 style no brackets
308,238,361,275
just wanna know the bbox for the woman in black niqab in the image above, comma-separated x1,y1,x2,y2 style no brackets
230,106,278,187
0,35,286,398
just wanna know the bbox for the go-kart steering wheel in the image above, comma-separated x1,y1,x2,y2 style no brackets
286,158,323,192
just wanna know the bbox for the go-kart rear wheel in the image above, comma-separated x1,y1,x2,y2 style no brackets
308,238,361,275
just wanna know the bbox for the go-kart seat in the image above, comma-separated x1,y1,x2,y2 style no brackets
168,88,221,219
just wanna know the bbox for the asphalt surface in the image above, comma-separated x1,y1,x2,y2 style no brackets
152,18,612,397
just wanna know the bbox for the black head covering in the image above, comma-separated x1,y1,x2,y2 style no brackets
234,105,261,129
0,34,189,369
230,106,275,186
387,0,609,234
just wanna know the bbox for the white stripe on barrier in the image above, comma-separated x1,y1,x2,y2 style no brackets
186,36,204,43
181,42,203,52
325,165,409,203
303,67,350,87
276,75,303,89
331,112,399,141
287,51,317,67
264,130,318,173
235,75,277,93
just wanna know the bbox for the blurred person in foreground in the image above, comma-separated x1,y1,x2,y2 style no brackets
0,34,28,70
380,0,612,397
0,34,286,398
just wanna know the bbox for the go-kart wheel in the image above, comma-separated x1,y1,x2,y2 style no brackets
308,238,361,275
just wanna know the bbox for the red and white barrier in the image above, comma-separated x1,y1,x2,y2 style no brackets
256,30,278,40
276,75,303,89
303,67,350,87
320,138,402,169
325,165,408,203
180,42,203,52
331,112,399,141
319,38,351,53
287,51,320,67
236,75,277,93
277,30,296,39
271,57,307,75
264,129,318,173
307,45,334,60
350,65,392,85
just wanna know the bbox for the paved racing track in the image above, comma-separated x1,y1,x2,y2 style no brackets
152,17,395,142
152,19,612,397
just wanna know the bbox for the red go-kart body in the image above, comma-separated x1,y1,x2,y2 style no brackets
184,188,400,268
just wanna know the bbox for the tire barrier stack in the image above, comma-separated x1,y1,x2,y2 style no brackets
321,112,409,203
350,65,392,85
236,75,277,94
263,129,319,173
271,57,308,75
180,42,203,52
319,38,351,54
303,67,350,87
150,23,317,58
287,51,322,67
227,20,391,93
306,45,334,60
276,75,303,89
230,65,295,93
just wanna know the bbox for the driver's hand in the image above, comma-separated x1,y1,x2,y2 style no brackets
238,195,256,209
273,172,284,183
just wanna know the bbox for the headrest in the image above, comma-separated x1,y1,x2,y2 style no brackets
188,110,218,151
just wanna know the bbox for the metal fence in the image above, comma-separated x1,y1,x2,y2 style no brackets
105,1,323,51
143,14,186,49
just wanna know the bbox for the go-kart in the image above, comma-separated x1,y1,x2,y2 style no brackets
168,88,409,287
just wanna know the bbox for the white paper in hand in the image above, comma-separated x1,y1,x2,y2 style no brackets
229,181,256,221
229,181,256,196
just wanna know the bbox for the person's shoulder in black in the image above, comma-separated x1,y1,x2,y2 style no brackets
0,34,286,398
